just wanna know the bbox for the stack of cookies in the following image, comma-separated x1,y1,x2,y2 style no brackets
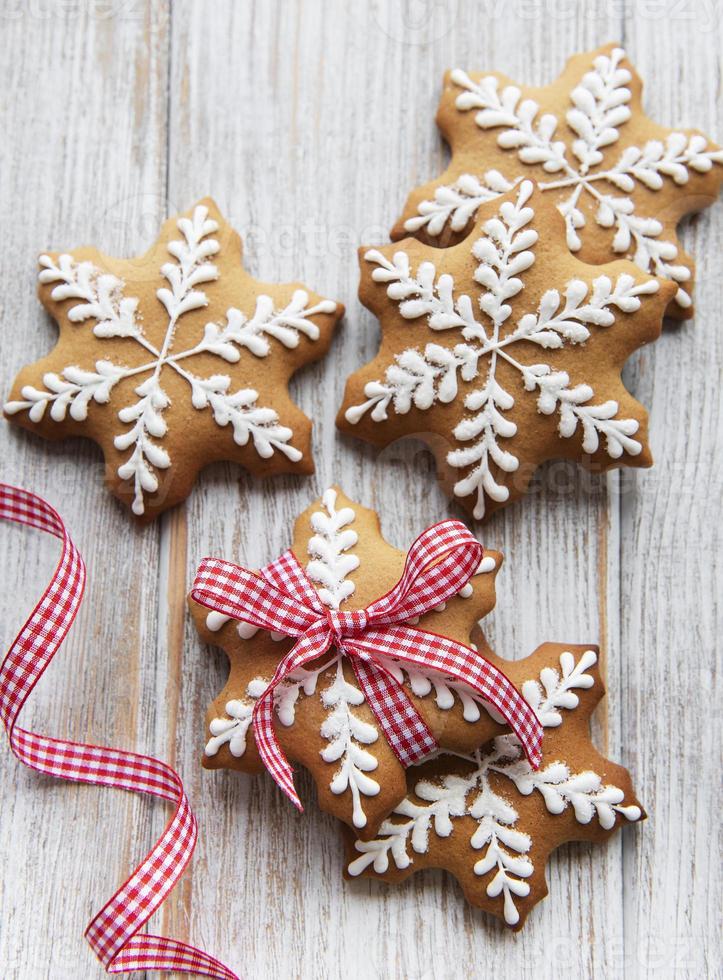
190,485,642,929
338,43,723,521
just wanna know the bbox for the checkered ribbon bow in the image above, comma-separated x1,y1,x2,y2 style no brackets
191,519,543,810
0,484,237,980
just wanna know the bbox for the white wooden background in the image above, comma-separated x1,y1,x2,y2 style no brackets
0,2,720,978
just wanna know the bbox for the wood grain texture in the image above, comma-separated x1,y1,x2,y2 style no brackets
0,4,170,978
620,8,723,977
0,2,719,979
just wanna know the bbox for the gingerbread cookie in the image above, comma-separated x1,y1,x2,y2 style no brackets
339,181,675,520
189,487,544,836
346,644,643,929
4,200,342,518
393,44,722,318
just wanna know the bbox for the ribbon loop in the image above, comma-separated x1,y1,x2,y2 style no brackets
193,556,319,637
261,549,324,613
365,520,483,626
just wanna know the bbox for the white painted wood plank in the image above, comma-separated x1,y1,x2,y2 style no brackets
0,5,169,979
619,8,723,978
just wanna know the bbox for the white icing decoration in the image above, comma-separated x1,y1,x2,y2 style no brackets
405,171,516,236
204,486,361,641
407,48,723,310
320,658,381,827
304,489,379,826
5,205,336,515
205,697,254,758
206,610,232,633
348,649,642,924
205,608,285,643
306,488,360,609
448,554,496,601
204,661,335,758
383,658,485,723
348,181,659,518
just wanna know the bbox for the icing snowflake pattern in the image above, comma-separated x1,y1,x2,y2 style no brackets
404,47,723,313
347,181,661,519
5,205,336,515
348,649,642,926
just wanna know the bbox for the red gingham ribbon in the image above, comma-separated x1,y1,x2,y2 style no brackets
191,519,543,811
0,484,237,980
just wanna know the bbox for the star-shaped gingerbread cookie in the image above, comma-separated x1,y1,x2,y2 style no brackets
4,200,342,518
345,644,643,929
393,44,722,318
189,486,544,836
339,181,675,520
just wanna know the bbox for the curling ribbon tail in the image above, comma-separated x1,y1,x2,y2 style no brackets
0,484,239,980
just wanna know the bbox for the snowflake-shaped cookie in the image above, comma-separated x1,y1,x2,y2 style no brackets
4,200,342,518
339,181,674,520
188,486,533,836
346,645,643,929
393,44,723,318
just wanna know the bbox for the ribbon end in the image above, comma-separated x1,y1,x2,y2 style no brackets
277,778,304,813
280,771,304,813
